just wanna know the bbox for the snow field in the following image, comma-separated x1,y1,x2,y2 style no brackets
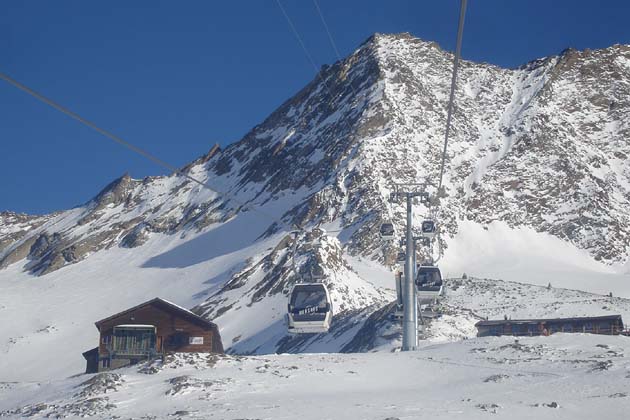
1,334,629,419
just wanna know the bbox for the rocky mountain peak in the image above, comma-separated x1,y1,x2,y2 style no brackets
1,32,629,280
2,33,630,373
92,173,133,204
81,173,137,218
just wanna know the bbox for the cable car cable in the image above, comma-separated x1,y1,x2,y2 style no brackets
437,0,467,192
311,0,357,98
0,71,304,234
276,0,380,236
427,0,467,263
275,0,335,93
309,0,398,235
312,0,343,60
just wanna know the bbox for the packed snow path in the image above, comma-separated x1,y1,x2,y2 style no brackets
2,334,629,419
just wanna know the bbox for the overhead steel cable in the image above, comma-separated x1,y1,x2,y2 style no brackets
429,0,467,263
0,73,180,174
311,0,366,105
276,0,367,113
311,0,389,224
437,0,468,192
312,0,342,61
275,0,374,234
277,0,348,127
275,0,322,76
0,71,304,233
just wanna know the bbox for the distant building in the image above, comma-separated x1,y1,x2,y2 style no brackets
83,297,223,373
475,315,625,337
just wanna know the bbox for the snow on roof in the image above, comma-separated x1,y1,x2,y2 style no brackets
158,298,199,317
95,297,216,329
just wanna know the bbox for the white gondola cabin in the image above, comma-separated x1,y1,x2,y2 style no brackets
287,283,333,334
415,265,443,299
420,220,437,239
380,223,395,240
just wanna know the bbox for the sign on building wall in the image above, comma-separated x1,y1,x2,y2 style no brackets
189,336,204,345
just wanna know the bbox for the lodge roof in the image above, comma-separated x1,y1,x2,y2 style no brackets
94,297,216,330
475,314,623,327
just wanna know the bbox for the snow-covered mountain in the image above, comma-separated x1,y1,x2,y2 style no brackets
1,33,630,381
3,33,630,275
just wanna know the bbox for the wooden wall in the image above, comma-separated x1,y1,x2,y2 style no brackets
97,303,223,357
477,318,623,337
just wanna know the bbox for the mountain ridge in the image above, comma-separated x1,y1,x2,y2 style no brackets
2,32,629,271
2,32,630,379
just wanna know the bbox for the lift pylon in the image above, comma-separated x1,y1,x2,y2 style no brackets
389,183,430,351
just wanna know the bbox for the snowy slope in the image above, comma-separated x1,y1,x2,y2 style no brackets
441,220,630,296
2,334,630,419
0,214,284,382
1,33,630,384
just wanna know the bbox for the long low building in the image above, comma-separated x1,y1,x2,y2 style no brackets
475,314,625,337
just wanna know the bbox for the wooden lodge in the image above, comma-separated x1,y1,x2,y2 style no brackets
83,297,223,373
475,314,625,337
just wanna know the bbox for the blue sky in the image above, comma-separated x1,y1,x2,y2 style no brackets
2,0,629,214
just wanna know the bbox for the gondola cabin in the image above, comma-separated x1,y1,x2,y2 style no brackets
83,297,223,373
415,265,443,299
420,220,437,239
380,223,395,240
287,283,333,334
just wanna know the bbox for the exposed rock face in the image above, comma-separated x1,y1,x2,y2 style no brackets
120,223,151,248
3,31,630,378
193,229,391,352
462,45,630,262
0,212,50,268
0,33,628,275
